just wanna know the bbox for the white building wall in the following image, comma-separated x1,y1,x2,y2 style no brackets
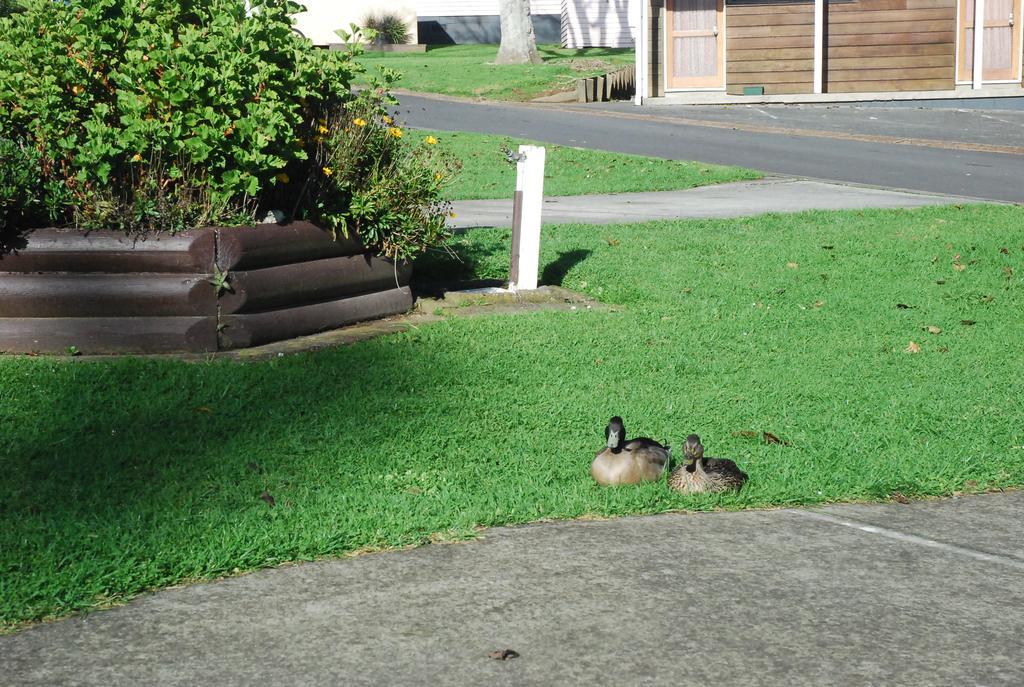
561,0,633,48
416,0,561,16
295,0,418,45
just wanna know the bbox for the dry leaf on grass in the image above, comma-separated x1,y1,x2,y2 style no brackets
813,300,825,308
891,492,911,504
925,325,942,334
786,262,799,269
762,431,791,446
960,320,976,326
259,490,275,507
731,431,759,438
953,262,967,272
488,649,520,661
1000,247,1009,254
905,341,921,353
896,303,914,310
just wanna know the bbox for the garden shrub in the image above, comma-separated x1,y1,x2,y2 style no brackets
0,137,48,255
0,0,457,261
292,87,461,262
362,12,412,45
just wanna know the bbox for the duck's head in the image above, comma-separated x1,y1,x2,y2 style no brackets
683,434,704,464
605,416,626,451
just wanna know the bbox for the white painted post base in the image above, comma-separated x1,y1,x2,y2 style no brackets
509,145,545,291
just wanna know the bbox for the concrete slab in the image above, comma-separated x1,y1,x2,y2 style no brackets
3,492,1023,686
449,178,980,230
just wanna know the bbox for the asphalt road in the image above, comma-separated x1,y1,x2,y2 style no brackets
396,94,1024,203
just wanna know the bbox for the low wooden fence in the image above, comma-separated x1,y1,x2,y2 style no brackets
576,65,636,103
0,223,412,354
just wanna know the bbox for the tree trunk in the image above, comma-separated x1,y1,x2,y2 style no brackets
495,0,542,65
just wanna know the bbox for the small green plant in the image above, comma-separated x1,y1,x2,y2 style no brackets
363,12,411,45
209,266,232,295
65,345,80,357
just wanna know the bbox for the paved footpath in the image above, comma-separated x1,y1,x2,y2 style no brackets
4,492,1023,686
450,178,982,229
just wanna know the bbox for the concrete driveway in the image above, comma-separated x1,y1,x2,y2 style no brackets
4,491,1023,686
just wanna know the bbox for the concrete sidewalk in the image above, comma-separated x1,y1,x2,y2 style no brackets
4,492,1023,686
449,178,981,230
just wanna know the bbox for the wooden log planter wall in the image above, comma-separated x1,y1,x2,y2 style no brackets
0,223,412,354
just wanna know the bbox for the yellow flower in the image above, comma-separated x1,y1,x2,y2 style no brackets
353,118,367,127
449,212,457,218
131,153,142,162
424,135,438,145
382,115,393,124
318,125,329,134
322,166,333,176
388,127,403,138
275,172,290,184
434,172,442,181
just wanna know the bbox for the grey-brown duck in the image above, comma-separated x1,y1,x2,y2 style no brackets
668,434,747,493
591,416,671,486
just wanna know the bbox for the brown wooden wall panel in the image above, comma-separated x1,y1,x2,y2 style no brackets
217,222,365,271
0,223,415,354
219,287,413,350
729,35,815,49
827,42,954,57
827,31,955,46
0,229,214,274
730,24,819,38
827,19,953,34
828,0,953,9
727,81,815,94
729,70,816,83
218,255,411,315
828,77,956,91
827,8,954,22
0,317,217,354
824,0,956,93
728,13,815,26
828,66,952,80
828,55,954,69
728,59,816,72
0,273,213,318
728,3,821,14
729,47,815,60
726,4,814,94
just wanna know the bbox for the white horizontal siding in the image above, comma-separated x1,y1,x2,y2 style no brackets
561,0,634,48
416,0,561,17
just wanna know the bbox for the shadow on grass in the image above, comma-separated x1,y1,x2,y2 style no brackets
541,249,592,287
410,230,512,295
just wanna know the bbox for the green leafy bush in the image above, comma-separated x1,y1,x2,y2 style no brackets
0,138,47,255
0,0,358,232
0,0,457,261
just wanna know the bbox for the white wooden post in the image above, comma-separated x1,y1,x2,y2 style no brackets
633,0,647,105
972,0,985,89
509,145,545,291
813,0,824,94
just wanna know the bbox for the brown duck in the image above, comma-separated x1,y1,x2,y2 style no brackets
668,434,747,493
591,416,671,486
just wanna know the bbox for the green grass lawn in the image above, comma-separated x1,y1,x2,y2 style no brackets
418,129,761,200
2,204,1023,631
357,44,635,101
